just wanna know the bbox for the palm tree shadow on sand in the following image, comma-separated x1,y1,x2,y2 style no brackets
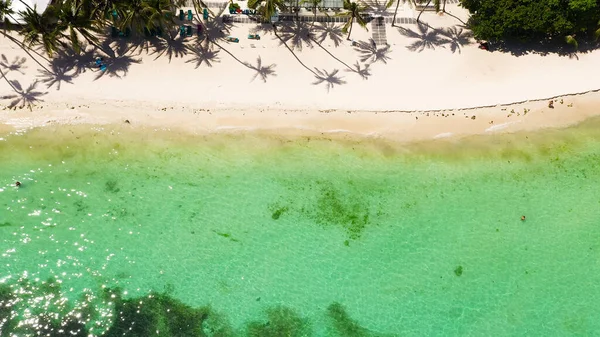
186,40,221,68
313,68,346,92
353,40,392,64
94,54,141,80
277,22,314,51
50,45,97,76
274,29,347,91
345,61,371,79
439,26,473,54
313,23,344,47
37,63,74,90
150,35,189,62
0,55,27,75
1,80,47,110
310,37,372,80
245,56,277,83
398,22,447,52
210,40,278,82
204,19,234,44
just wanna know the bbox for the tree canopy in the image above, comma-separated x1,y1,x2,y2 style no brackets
460,0,600,44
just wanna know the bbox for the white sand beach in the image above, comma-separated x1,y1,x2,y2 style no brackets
2,3,600,141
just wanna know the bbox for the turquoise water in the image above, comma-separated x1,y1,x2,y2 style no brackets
1,121,600,336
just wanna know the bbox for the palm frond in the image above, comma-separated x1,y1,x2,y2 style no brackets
565,35,578,50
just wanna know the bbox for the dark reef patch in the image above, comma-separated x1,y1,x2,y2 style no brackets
314,184,372,240
213,231,240,242
104,180,120,193
246,306,311,337
270,205,288,220
327,302,391,337
0,278,394,337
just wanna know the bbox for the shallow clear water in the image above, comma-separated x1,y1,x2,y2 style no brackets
1,120,600,336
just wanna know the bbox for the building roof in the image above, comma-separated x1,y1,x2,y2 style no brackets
7,0,52,24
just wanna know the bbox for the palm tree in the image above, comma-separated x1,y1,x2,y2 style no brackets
339,0,367,40
141,0,178,32
51,0,105,55
248,0,287,22
0,0,14,30
19,4,63,57
300,0,322,24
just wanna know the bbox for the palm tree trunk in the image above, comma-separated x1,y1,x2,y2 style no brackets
416,0,432,23
346,16,353,40
391,0,401,27
0,67,18,92
442,0,446,12
82,34,114,57
0,31,53,72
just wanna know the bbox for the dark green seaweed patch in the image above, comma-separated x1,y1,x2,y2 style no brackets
73,200,87,213
246,306,311,337
315,185,371,240
271,205,288,220
326,302,372,337
1,280,96,337
104,288,234,337
1,279,396,337
104,180,120,193
454,265,463,277
0,222,12,227
213,231,240,242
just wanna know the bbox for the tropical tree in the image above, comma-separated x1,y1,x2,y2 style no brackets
300,0,322,24
142,0,179,31
339,0,368,40
51,0,104,54
1,0,14,29
460,0,600,45
18,4,63,57
248,0,287,22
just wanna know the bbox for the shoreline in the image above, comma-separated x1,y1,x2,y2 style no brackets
1,89,600,143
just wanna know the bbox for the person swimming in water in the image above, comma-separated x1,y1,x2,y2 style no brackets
15,181,21,187
521,215,526,221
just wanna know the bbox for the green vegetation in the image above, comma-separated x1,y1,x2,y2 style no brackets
315,184,371,240
270,204,288,220
228,2,240,12
104,288,234,337
339,0,368,40
246,306,311,337
104,179,120,193
0,278,392,336
460,0,600,49
213,230,240,242
247,0,287,21
326,302,392,337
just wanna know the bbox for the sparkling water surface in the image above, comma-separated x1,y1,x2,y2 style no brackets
1,121,600,336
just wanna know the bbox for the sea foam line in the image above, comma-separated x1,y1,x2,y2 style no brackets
485,120,521,132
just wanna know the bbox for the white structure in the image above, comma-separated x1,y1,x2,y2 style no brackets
6,0,52,24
